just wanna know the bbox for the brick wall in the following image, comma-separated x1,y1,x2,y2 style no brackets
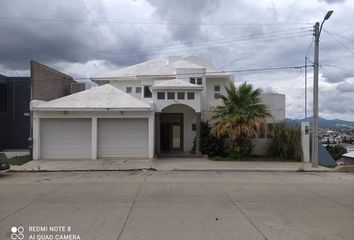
31,60,74,101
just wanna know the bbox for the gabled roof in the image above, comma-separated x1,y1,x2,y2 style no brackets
151,79,204,90
91,56,218,80
31,84,151,111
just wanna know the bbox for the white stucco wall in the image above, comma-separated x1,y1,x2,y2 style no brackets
109,81,143,100
152,90,202,112
261,93,286,123
162,104,196,153
202,77,230,121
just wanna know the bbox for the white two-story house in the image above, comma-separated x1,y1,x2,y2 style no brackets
31,56,284,160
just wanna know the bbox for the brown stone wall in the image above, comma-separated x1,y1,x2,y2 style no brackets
31,60,74,101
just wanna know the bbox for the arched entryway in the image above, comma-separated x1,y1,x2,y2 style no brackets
155,104,201,157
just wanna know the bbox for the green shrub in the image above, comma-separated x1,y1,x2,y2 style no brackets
269,122,302,161
192,121,226,157
227,138,254,160
326,145,347,160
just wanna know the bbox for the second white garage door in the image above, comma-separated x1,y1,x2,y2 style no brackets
98,118,148,158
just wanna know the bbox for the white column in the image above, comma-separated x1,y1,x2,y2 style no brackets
32,114,40,160
301,122,310,163
148,113,155,158
91,117,97,160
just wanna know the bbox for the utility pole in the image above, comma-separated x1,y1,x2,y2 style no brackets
304,57,308,119
312,22,320,168
312,11,333,168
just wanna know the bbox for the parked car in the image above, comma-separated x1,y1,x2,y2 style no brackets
0,153,10,171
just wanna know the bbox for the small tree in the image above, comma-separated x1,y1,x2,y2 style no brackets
326,145,347,160
211,82,271,158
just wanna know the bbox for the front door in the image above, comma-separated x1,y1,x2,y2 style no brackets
160,113,183,152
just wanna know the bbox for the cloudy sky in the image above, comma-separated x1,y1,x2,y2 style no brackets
1,0,354,120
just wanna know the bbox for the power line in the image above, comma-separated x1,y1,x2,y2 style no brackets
6,64,307,80
87,65,310,80
322,30,354,44
96,31,312,56
321,63,354,72
0,32,312,61
87,27,312,56
0,27,311,60
305,38,314,58
323,29,354,55
0,16,313,26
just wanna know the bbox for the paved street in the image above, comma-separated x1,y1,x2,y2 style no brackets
0,171,353,240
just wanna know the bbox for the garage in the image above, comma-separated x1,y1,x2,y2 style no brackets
40,118,91,159
98,118,148,158
31,85,154,160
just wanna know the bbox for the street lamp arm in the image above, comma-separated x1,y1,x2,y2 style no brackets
319,10,334,38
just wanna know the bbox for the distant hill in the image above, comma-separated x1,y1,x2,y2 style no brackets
286,117,354,127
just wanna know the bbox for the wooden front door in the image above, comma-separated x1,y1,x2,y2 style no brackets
160,113,183,152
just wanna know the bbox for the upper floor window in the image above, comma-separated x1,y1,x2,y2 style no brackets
214,85,221,99
187,92,195,100
144,85,152,98
177,92,185,100
126,87,132,93
189,78,196,84
157,92,165,99
167,92,175,100
197,78,202,85
0,84,7,112
136,86,142,94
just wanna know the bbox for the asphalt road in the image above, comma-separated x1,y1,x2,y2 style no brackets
0,171,353,240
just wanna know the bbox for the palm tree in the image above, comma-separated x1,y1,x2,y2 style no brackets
211,82,271,155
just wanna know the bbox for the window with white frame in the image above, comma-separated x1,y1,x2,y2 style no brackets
157,92,165,99
197,77,202,85
187,92,195,100
167,92,175,100
144,85,152,98
177,92,185,100
189,77,196,84
126,87,132,93
136,86,142,93
214,85,221,99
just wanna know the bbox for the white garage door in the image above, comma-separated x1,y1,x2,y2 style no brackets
41,118,91,159
98,118,148,158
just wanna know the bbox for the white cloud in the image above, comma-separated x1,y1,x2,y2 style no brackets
1,0,353,120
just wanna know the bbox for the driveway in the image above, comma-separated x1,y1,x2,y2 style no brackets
0,171,353,240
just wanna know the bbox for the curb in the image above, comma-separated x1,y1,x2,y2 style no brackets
7,168,157,173
6,168,340,173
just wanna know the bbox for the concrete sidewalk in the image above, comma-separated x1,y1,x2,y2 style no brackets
10,157,337,172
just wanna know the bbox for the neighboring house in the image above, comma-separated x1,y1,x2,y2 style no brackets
31,56,285,160
341,151,354,165
0,61,85,153
0,74,30,151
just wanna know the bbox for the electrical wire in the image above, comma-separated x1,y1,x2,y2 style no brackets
0,16,313,26
86,27,312,56
0,31,312,61
94,31,312,56
21,65,308,81
323,29,354,55
321,63,354,72
322,30,354,44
